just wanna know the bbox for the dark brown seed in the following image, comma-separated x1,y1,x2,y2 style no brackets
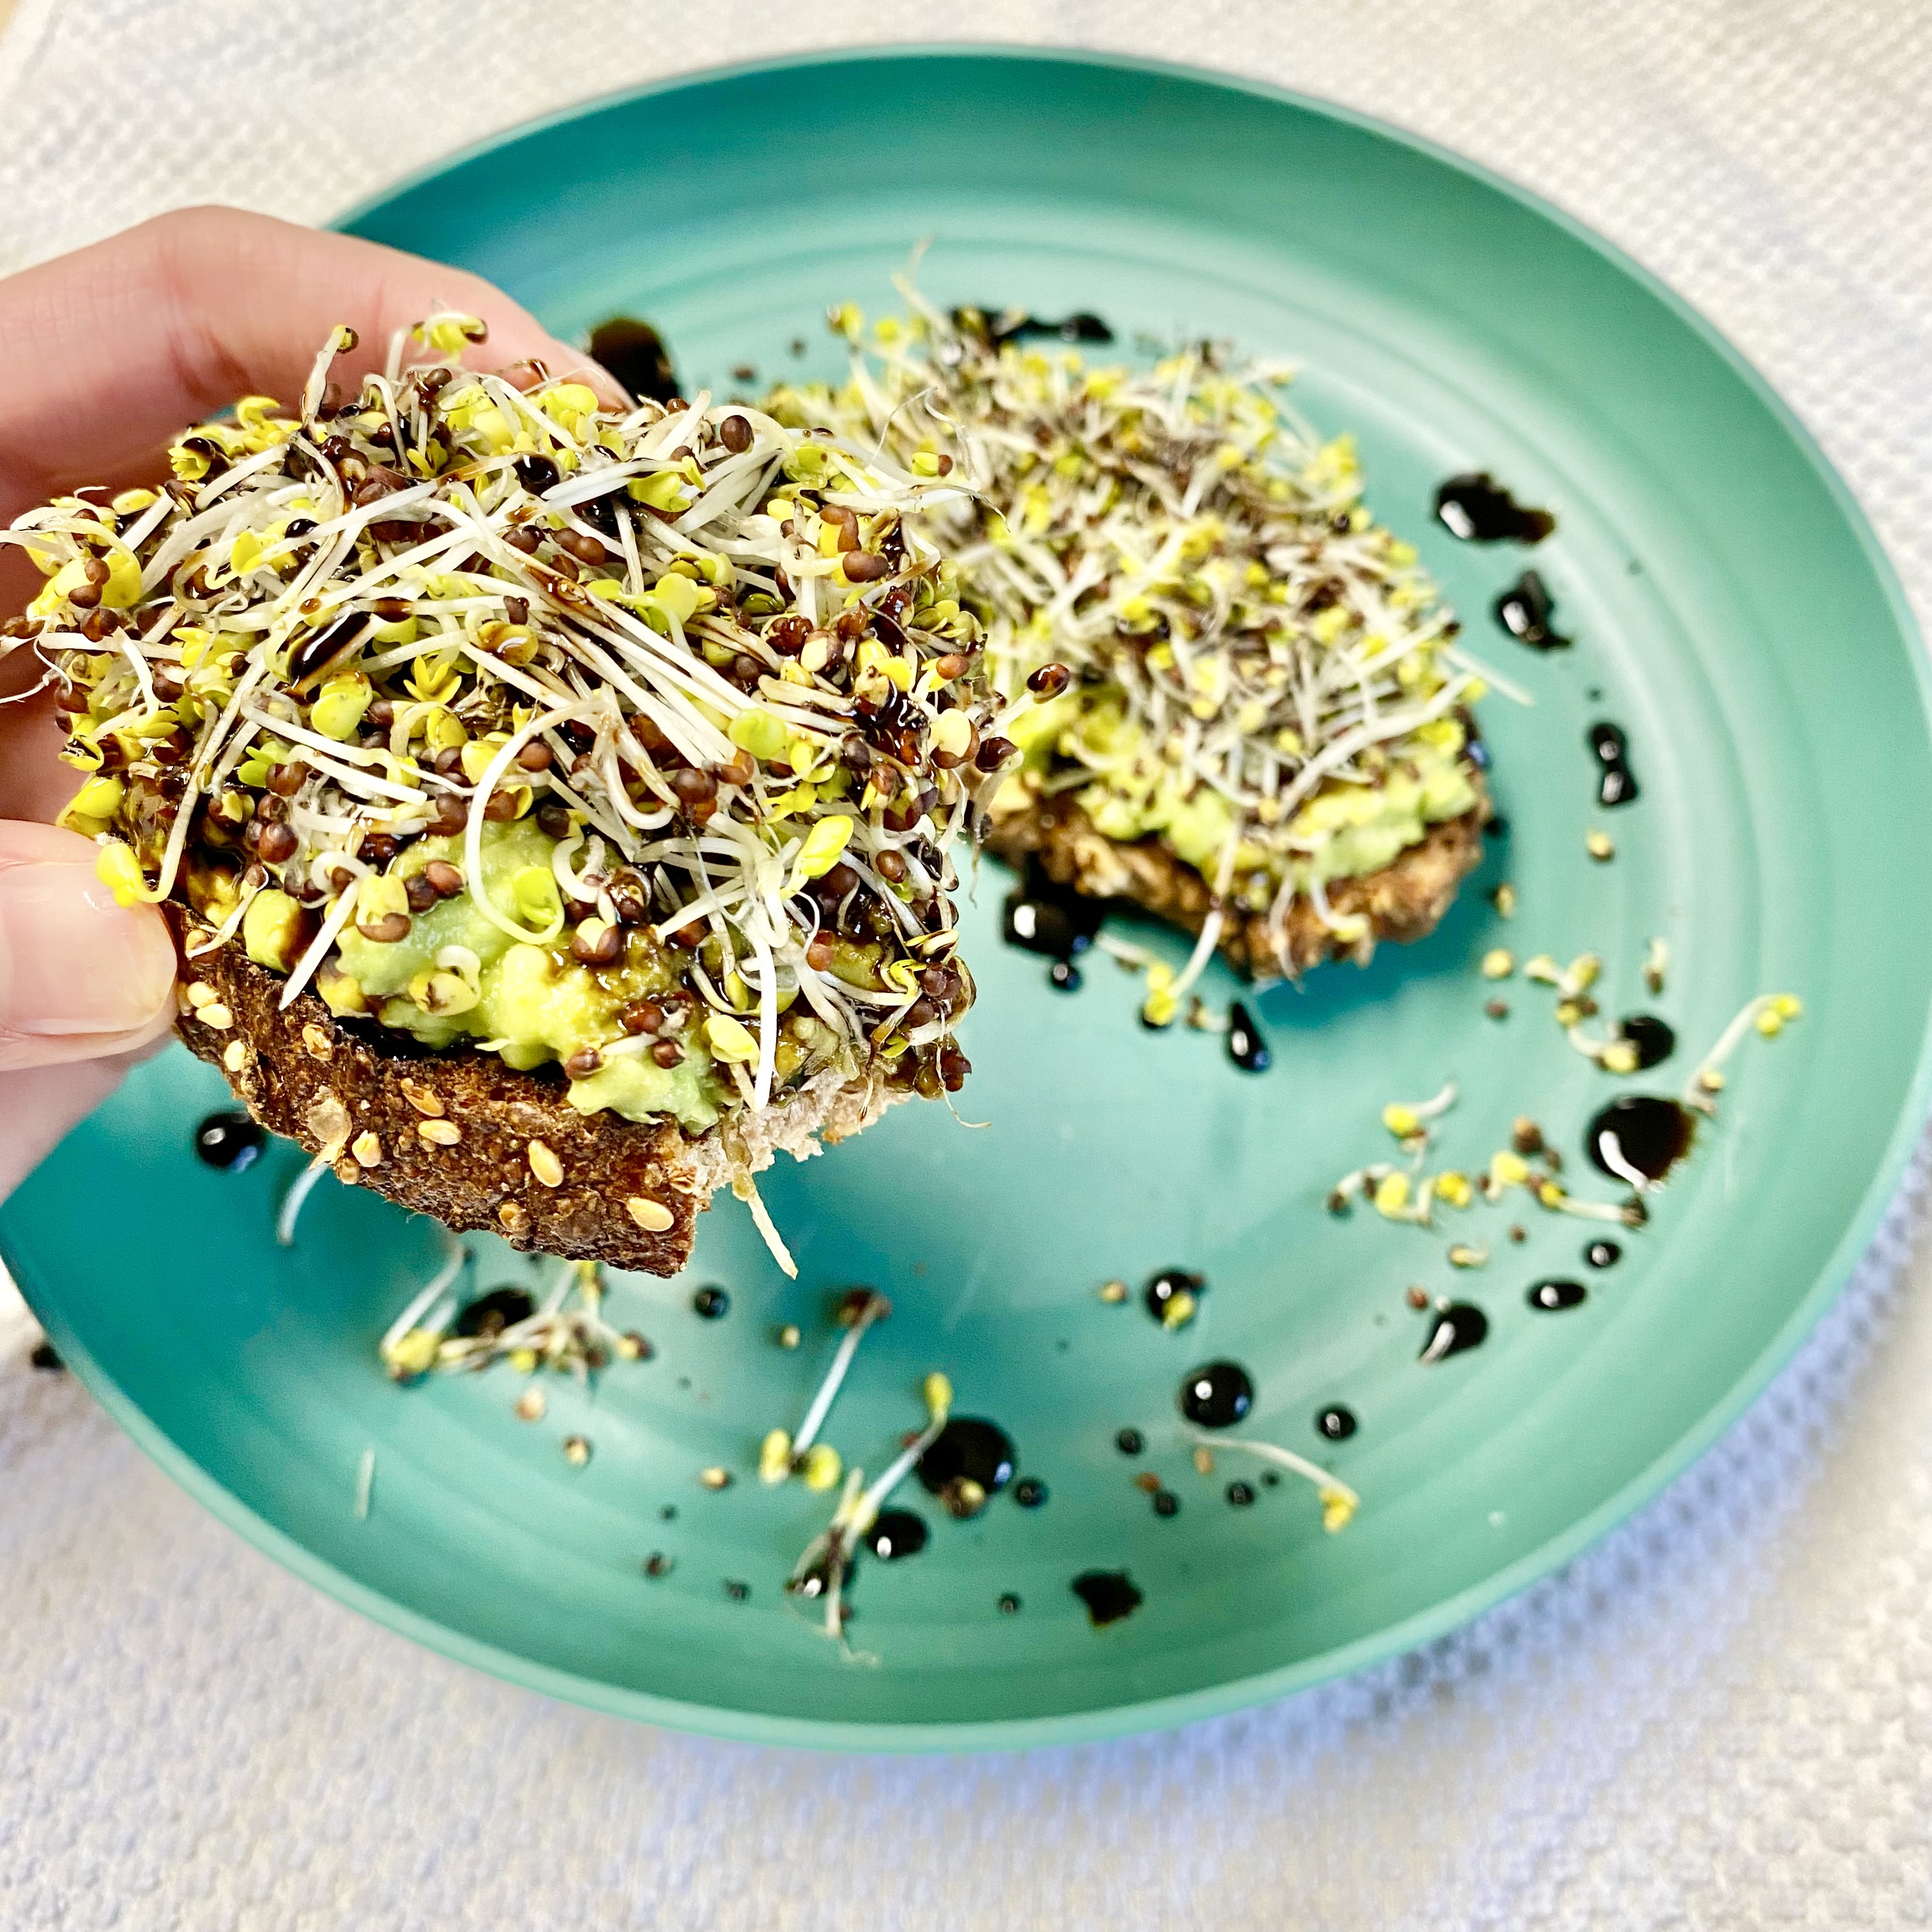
730,654,762,685
820,861,860,899
80,554,111,586
505,525,542,554
875,850,907,883
358,832,399,866
719,413,752,454
904,997,938,1030
1406,1285,1430,1310
650,1039,684,1068
405,873,438,912
974,735,1018,772
423,859,464,898
842,550,891,582
429,794,468,836
571,920,622,965
670,767,717,807
257,822,298,864
767,614,810,656
933,453,954,475
534,802,573,840
503,596,529,625
920,965,953,1000
939,1044,970,1092
1027,662,1072,698
560,531,608,566
516,741,554,772
933,652,970,680
482,788,522,821
65,582,102,610
608,872,648,923
265,761,305,797
622,999,664,1036
564,1048,603,1079
433,746,465,776
805,935,834,971
256,794,288,824
670,921,707,950
365,698,396,730
356,912,412,943
714,749,756,788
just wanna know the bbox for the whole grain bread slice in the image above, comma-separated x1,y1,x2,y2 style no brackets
169,908,900,1274
984,787,1489,978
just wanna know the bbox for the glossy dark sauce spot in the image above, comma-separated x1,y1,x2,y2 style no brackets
1144,1269,1204,1324
1586,1094,1694,1185
917,1418,1016,1517
1436,473,1556,543
1494,569,1570,650
1153,1490,1180,1517
1013,1476,1048,1508
1585,1239,1622,1269
1179,1360,1254,1429
864,1509,928,1560
456,1286,535,1338
692,1285,730,1319
1316,1405,1358,1441
1590,720,1641,807
1227,1001,1271,1073
1071,1570,1144,1627
1115,1427,1146,1456
587,316,679,403
1420,1302,1489,1363
1226,1480,1257,1508
1048,958,1083,993
29,1339,63,1372
1529,1278,1588,1312
954,306,1114,348
1002,861,1106,972
1617,1015,1676,1069
999,1592,1022,1614
194,1110,264,1172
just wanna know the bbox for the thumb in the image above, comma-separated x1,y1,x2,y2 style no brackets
0,822,177,1070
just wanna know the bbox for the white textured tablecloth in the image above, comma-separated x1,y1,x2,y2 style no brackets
4,4,1932,1926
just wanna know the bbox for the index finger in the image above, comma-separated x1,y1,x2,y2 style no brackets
0,205,618,525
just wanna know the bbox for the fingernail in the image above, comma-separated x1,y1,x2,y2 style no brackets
0,862,176,1036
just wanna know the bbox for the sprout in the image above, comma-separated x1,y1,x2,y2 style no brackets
1683,993,1802,1115
762,1288,890,1487
1184,1427,1359,1532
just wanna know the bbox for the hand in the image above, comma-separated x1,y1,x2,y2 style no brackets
0,206,606,1195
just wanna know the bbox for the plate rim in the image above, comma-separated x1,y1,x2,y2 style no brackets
20,42,1931,1754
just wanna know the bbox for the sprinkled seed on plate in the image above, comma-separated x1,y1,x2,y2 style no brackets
351,1130,383,1167
1586,830,1615,861
626,1195,673,1232
528,1140,564,1187
1481,948,1515,979
301,1023,331,1059
1491,883,1518,917
515,1387,546,1422
699,1466,732,1491
1098,1278,1129,1303
1133,1471,1162,1494
1406,1285,1430,1310
1193,1445,1215,1475
198,1004,234,1031
418,1119,461,1146
1485,997,1510,1019
643,1552,674,1579
563,1435,591,1468
1448,1243,1488,1268
777,1323,801,1349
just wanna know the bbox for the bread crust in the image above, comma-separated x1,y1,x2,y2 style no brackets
984,788,1489,978
168,908,898,1273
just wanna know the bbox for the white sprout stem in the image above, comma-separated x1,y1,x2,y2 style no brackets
852,1404,950,1534
1189,1429,1358,1508
279,880,363,1010
790,1298,886,1457
354,1447,376,1522
378,1240,468,1356
1683,995,1779,1107
275,1156,330,1246
736,1174,797,1278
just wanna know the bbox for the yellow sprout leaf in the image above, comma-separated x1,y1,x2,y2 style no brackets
1372,1172,1411,1217
800,1443,843,1491
758,1429,793,1485
786,814,854,894
705,1012,760,1062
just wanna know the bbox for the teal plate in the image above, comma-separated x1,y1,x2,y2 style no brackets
6,49,1931,1750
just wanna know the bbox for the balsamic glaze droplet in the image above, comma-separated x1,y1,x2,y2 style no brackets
1419,1302,1489,1363
586,316,679,404
1144,1269,1204,1324
1048,958,1083,993
954,306,1115,348
1152,1490,1179,1517
513,453,562,495
1227,1001,1271,1073
1179,1360,1254,1429
194,1110,264,1172
998,1591,1022,1614
1316,1405,1358,1441
1435,473,1556,543
1115,1427,1146,1456
1588,719,1641,807
1071,1570,1143,1627
1002,861,1106,960
1616,1015,1676,1069
1013,1476,1048,1508
691,1285,730,1319
917,1418,1016,1512
1225,1480,1257,1508
1494,569,1571,649
1528,1278,1588,1312
1586,1094,1694,1185
1585,1239,1622,1269
864,1508,928,1560
455,1285,536,1339
29,1339,63,1372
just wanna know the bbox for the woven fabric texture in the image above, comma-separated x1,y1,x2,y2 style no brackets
3,4,1931,1927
